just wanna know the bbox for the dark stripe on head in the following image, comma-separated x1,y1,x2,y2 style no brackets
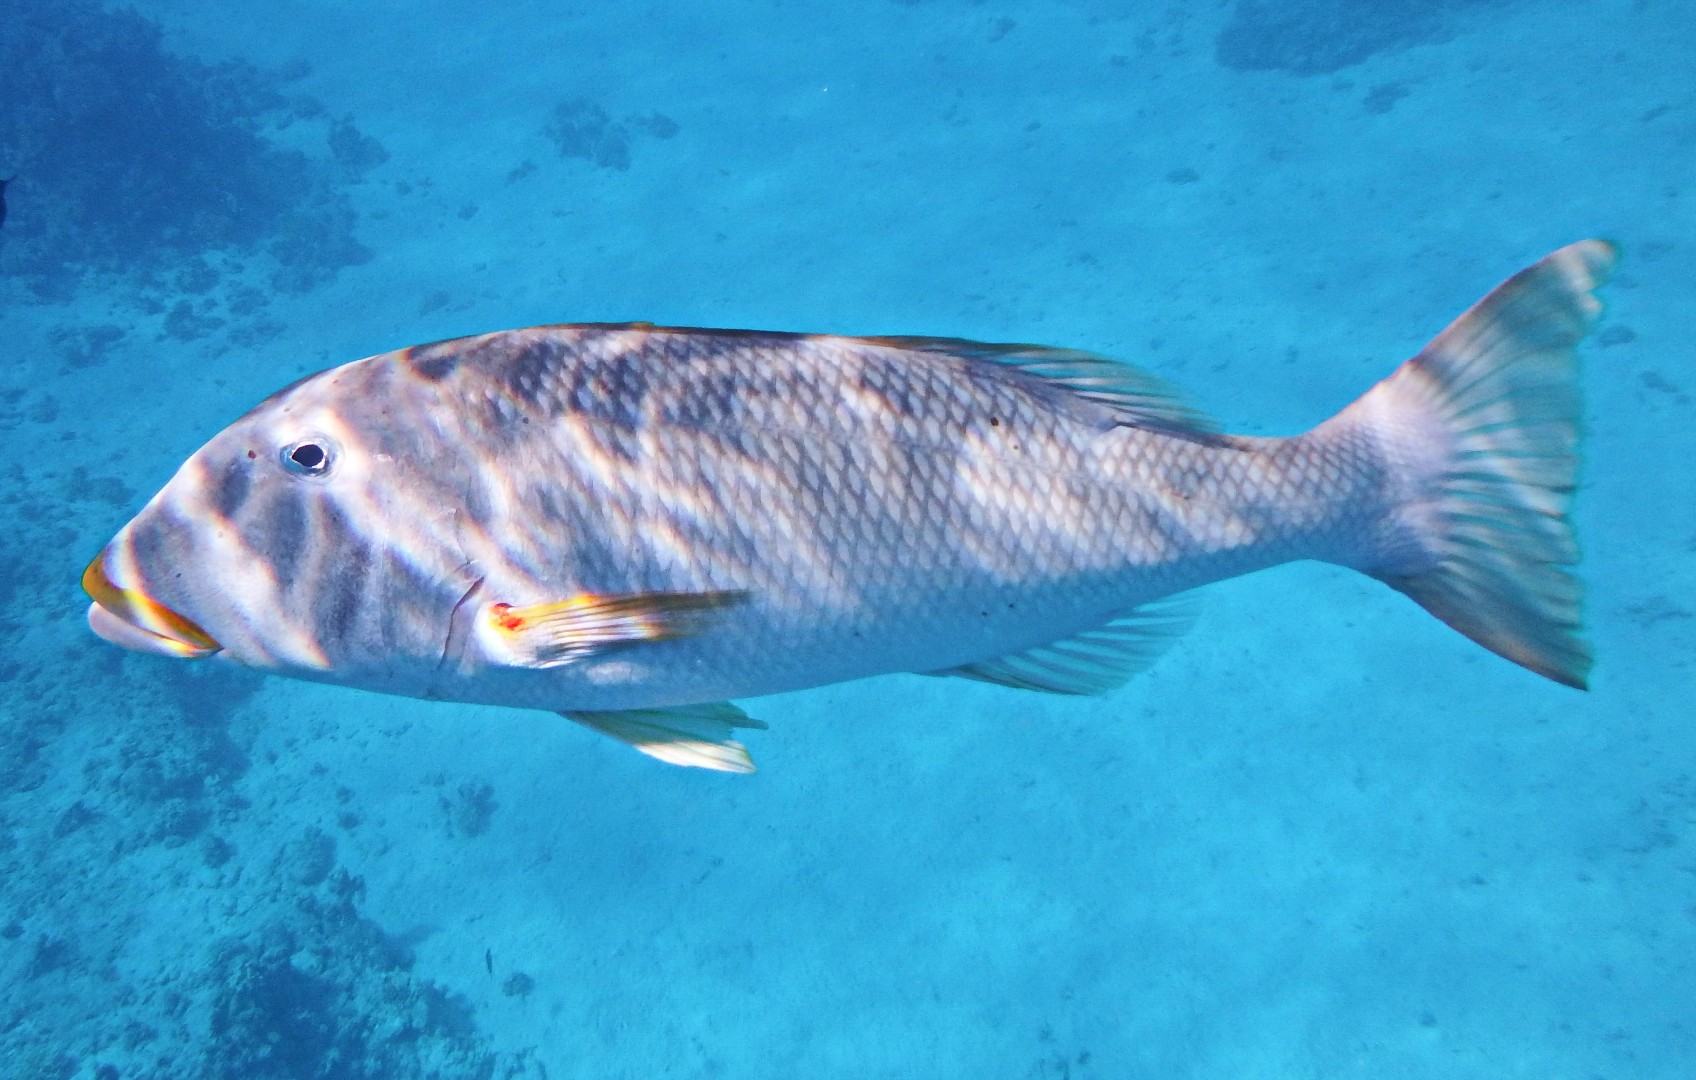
264,491,310,588
406,341,462,382
312,500,371,657
208,459,253,521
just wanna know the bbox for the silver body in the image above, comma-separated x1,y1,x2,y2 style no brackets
93,240,1620,753
100,325,1389,710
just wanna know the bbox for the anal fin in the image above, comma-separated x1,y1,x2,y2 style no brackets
931,595,1197,695
564,701,768,773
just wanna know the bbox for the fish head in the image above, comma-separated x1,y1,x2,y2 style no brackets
84,356,479,693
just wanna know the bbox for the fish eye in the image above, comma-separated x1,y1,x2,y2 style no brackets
280,436,337,479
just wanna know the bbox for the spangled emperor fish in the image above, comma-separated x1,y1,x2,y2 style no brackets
85,242,1615,772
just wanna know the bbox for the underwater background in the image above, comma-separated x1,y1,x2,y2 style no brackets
1,0,1691,1076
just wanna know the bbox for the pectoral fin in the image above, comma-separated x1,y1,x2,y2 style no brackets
478,590,747,669
564,702,768,773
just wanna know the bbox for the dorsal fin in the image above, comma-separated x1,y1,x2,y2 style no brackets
864,336,1219,437
928,594,1198,695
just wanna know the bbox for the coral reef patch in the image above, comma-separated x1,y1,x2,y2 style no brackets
0,0,379,301
544,98,678,172
1215,0,1502,75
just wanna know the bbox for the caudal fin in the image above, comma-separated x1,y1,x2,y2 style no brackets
1344,240,1617,689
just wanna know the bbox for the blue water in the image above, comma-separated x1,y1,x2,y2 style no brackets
1,1,1691,1076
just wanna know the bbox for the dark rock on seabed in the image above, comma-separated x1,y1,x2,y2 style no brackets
1216,0,1508,75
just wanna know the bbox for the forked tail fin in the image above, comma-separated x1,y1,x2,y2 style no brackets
1337,240,1617,689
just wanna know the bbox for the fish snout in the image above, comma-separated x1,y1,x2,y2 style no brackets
82,549,220,659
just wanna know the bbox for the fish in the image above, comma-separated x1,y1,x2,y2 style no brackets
0,175,14,230
84,240,1616,773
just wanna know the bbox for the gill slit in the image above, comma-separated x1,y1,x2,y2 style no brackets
437,571,486,678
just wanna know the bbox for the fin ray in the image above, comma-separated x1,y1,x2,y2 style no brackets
865,336,1219,437
1355,239,1616,689
480,590,747,669
931,594,1198,695
564,701,765,773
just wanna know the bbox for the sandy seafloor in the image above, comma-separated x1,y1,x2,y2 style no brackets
0,0,1692,1077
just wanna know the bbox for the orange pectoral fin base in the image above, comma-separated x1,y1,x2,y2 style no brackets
477,589,749,669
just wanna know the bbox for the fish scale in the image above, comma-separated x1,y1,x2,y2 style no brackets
405,331,1358,693
84,242,1616,771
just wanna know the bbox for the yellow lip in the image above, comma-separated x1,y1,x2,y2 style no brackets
82,552,221,658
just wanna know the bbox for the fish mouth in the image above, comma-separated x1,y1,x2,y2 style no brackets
82,552,221,659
